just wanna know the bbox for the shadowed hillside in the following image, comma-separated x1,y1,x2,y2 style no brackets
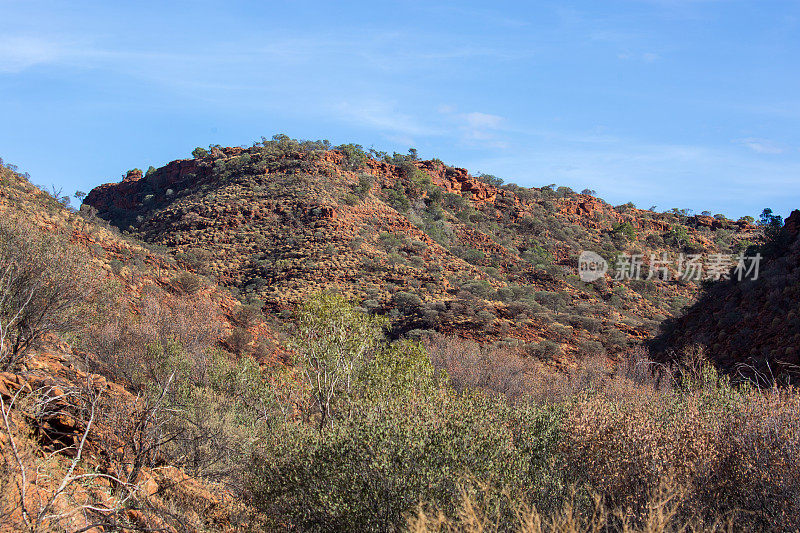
656,209,800,383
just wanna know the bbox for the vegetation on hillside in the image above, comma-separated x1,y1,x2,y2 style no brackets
82,136,762,362
2,155,796,532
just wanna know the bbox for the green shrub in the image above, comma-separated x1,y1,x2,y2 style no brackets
460,279,492,298
534,291,567,313
172,271,205,294
521,244,552,265
612,221,636,241
383,187,411,212
342,192,359,205
455,246,485,265
378,231,405,251
529,340,561,360
352,173,374,199
337,143,367,171
290,292,387,428
477,173,503,187
667,224,691,249
249,392,563,532
577,339,605,357
441,192,467,211
192,146,208,158
393,291,423,312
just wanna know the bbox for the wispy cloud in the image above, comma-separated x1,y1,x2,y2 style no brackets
335,101,443,140
453,111,505,142
0,35,69,72
459,136,800,218
461,112,504,130
618,51,660,62
413,4,531,29
0,33,208,74
733,137,785,154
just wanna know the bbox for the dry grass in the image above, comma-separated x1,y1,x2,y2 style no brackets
407,484,734,533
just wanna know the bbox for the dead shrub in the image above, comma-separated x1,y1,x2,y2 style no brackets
232,303,263,328
559,363,800,531
227,327,253,355
171,271,205,295
0,217,100,370
84,286,221,389
425,333,528,402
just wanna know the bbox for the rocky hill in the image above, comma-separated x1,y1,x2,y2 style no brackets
656,209,800,383
2,148,796,532
85,135,759,361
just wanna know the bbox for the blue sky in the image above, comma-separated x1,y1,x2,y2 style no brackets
1,0,799,219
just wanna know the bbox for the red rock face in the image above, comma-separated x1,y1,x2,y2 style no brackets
85,158,205,216
692,215,714,228
123,168,143,182
420,161,498,204
642,219,672,232
559,196,605,219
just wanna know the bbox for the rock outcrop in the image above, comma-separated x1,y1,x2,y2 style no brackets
419,161,498,204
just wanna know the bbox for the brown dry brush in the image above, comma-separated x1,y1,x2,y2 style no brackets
0,217,101,372
84,286,222,388
0,378,154,533
0,375,236,533
424,335,800,532
425,333,529,401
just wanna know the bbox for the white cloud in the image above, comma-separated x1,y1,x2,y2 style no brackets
618,51,660,63
335,101,442,139
436,107,506,144
0,35,65,72
456,112,505,143
734,137,784,154
461,112,504,129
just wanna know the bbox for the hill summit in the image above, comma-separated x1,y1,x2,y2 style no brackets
85,135,757,361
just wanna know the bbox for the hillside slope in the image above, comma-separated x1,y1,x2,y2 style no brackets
0,163,277,531
86,136,758,360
